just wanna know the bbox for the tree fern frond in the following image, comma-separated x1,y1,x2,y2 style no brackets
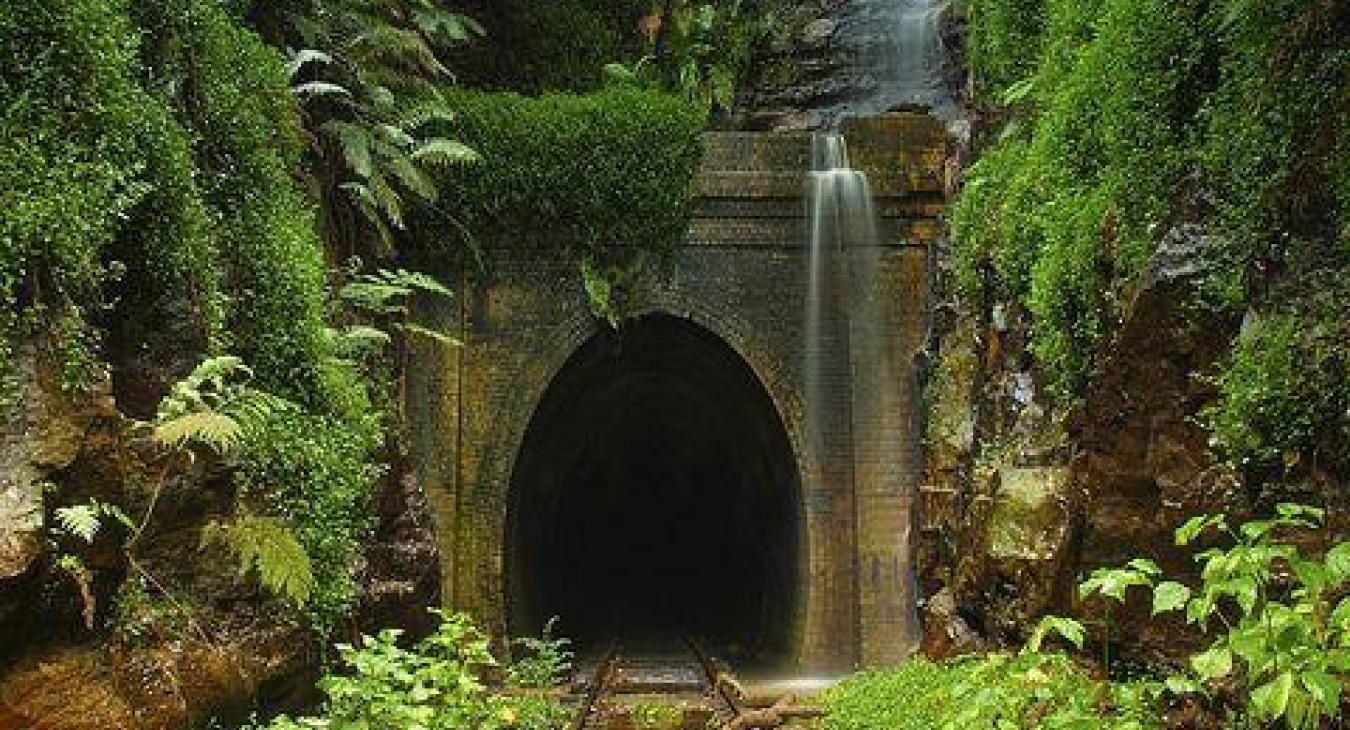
374,123,417,149
383,152,438,202
411,139,478,167
396,100,457,131
155,411,243,453
203,515,314,607
293,81,352,100
354,25,445,76
411,9,485,43
285,48,335,78
396,322,462,347
322,120,374,179
367,170,405,229
227,389,292,439
325,325,393,357
55,504,101,543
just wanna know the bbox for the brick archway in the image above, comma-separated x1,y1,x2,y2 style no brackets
406,115,947,669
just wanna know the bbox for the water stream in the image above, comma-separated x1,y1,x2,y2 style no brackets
805,133,919,660
847,0,957,119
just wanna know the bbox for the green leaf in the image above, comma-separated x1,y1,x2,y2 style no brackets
1024,615,1085,654
202,515,314,607
1176,514,1224,545
1164,675,1202,696
1250,671,1294,720
1152,581,1191,615
1330,596,1350,631
1190,644,1233,680
1325,542,1350,584
1128,558,1163,577
154,411,242,453
1301,671,1341,714
410,139,478,167
55,504,101,543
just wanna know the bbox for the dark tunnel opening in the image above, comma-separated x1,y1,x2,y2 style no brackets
507,314,802,664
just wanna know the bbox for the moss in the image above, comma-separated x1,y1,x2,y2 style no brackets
424,87,704,310
821,653,1161,729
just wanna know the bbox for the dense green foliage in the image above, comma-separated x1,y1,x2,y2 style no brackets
246,0,483,258
0,0,215,395
4,0,386,638
956,0,1350,475
454,0,647,92
260,612,571,730
1078,506,1350,729
822,652,1159,729
429,87,704,316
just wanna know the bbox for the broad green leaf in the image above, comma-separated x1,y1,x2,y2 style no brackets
1250,671,1294,720
1127,558,1163,577
1325,542,1350,583
1164,675,1202,696
1152,581,1191,615
1301,670,1341,714
1190,644,1232,680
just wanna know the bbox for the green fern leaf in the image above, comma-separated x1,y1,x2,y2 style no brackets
396,100,457,131
383,151,438,202
55,504,101,543
293,81,351,100
411,139,478,167
155,411,243,453
323,121,374,179
203,515,314,607
284,48,334,78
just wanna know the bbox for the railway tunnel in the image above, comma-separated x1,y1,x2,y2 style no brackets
506,313,803,664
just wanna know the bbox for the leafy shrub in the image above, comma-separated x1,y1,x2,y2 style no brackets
821,652,1160,730
952,0,1349,426
0,0,213,397
1204,276,1350,476
1085,506,1350,729
426,87,704,317
966,0,1049,94
454,0,635,93
260,611,571,730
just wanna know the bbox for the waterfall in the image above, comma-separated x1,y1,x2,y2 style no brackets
804,134,876,463
849,0,956,118
805,134,920,662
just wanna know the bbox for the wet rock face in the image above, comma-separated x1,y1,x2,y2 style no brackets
1071,226,1243,569
919,225,1243,657
0,342,120,645
736,2,858,131
356,451,441,639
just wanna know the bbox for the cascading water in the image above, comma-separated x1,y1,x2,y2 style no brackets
804,134,920,661
847,0,956,119
804,136,878,452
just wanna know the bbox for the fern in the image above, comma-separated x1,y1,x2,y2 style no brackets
340,268,453,315
55,503,101,543
203,515,314,607
285,48,334,77
411,139,478,167
294,81,352,99
154,411,243,453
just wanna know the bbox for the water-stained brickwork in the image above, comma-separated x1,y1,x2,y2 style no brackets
406,113,947,670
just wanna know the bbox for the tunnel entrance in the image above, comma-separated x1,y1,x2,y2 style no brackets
507,314,802,664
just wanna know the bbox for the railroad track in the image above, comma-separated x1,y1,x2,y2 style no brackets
570,634,738,730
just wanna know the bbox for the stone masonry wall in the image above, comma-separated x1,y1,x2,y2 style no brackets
407,114,948,670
